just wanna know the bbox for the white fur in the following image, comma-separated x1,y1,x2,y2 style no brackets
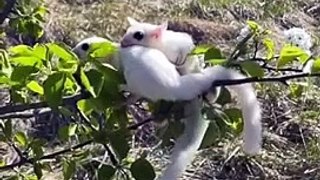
122,17,197,74
120,45,262,152
121,18,262,179
160,98,209,180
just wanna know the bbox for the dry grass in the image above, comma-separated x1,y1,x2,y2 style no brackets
43,0,320,179
1,0,320,179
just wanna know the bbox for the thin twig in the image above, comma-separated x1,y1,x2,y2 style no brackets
212,72,320,87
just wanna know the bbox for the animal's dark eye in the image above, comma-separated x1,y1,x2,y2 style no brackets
298,37,302,40
133,31,144,41
81,43,90,51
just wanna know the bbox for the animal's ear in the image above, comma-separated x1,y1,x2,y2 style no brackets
127,17,139,25
150,22,167,39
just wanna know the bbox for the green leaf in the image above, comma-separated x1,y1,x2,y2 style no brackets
64,76,77,95
98,165,116,180
224,108,243,134
190,44,212,55
9,44,43,67
0,50,12,77
80,68,96,97
85,69,105,97
200,122,222,149
63,159,76,180
89,41,118,60
277,44,310,68
77,99,94,115
263,38,275,60
26,80,44,95
247,20,260,32
34,162,43,179
10,56,43,67
4,120,12,139
206,59,227,65
32,5,48,18
0,73,14,86
43,72,66,108
9,45,34,57
130,158,156,180
58,126,69,141
240,61,264,77
311,58,320,72
24,19,44,39
14,131,28,148
0,159,5,167
108,130,130,160
30,139,45,160
215,87,232,105
33,44,49,61
204,46,224,61
10,66,39,84
68,123,78,137
47,43,78,61
289,83,304,98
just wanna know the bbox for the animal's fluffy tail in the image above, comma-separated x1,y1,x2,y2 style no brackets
173,66,262,154
206,66,262,154
159,98,209,180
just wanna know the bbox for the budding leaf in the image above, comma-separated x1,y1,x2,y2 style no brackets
14,131,28,148
263,38,275,60
278,44,310,68
26,80,44,95
224,108,244,134
311,58,320,72
80,68,96,98
77,99,94,116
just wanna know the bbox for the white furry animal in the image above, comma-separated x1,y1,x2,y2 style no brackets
72,36,120,70
283,27,313,73
120,45,262,179
121,18,213,180
121,17,204,74
121,18,262,180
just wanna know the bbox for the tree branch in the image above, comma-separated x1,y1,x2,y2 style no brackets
212,72,320,87
0,92,91,116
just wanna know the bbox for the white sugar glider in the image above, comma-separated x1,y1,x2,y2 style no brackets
119,45,262,179
120,17,262,180
121,17,205,75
